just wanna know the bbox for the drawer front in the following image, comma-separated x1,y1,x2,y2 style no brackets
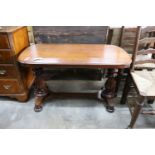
0,66,18,79
0,51,13,64
0,80,23,94
0,34,10,49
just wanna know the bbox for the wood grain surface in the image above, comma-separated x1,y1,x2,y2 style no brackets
18,44,131,68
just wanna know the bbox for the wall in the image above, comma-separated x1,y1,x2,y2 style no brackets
32,26,109,44
27,26,155,54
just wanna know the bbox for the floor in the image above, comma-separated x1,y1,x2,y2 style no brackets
0,80,155,129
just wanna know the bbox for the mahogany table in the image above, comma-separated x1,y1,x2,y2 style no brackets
18,44,131,112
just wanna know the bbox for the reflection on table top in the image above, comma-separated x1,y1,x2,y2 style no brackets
18,44,131,68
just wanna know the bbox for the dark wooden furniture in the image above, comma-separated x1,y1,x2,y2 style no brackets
18,44,131,112
115,26,153,95
0,26,34,101
113,27,140,95
120,26,155,128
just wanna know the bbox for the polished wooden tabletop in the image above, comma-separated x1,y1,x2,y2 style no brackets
18,44,131,68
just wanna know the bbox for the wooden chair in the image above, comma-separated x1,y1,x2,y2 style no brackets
115,26,140,95
120,26,155,128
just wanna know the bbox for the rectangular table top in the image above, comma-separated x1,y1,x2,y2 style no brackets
18,44,131,68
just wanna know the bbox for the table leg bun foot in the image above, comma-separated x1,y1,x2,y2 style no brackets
34,105,43,112
106,105,115,113
101,76,117,113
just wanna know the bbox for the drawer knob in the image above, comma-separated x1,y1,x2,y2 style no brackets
3,85,11,90
0,70,6,75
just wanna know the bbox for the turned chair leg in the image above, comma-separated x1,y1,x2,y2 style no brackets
128,96,145,128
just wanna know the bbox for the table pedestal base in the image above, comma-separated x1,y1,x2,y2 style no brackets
33,67,118,113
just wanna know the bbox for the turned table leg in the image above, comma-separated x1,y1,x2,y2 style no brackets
33,67,49,112
101,77,117,112
101,69,117,113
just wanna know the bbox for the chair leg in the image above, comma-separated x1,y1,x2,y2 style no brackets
120,73,131,105
115,69,123,96
147,98,154,104
128,96,145,128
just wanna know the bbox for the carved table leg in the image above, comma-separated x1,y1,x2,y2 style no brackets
101,77,117,112
33,67,49,112
101,69,117,113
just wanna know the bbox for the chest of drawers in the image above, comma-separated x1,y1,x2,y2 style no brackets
0,26,34,101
